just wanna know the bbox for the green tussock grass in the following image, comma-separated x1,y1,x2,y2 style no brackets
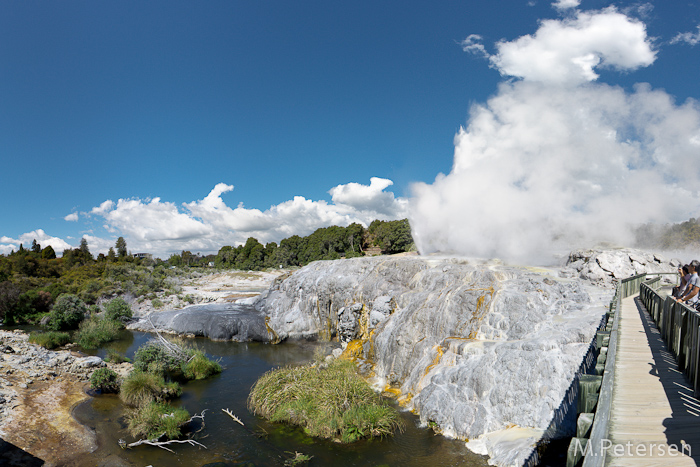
120,370,181,407
125,401,190,440
248,359,403,443
75,316,122,349
28,331,71,349
182,350,222,380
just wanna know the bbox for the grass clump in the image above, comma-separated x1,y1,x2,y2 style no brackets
182,350,222,380
248,359,403,443
104,349,130,363
90,367,120,393
125,401,190,439
28,331,71,349
75,316,122,349
120,370,181,407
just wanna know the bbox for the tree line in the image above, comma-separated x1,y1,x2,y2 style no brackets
0,219,414,325
214,219,414,270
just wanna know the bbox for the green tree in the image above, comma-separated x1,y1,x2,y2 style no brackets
104,297,133,323
116,237,128,258
80,238,92,260
107,247,117,262
368,219,414,254
0,281,21,324
46,294,87,331
40,245,56,259
31,239,41,254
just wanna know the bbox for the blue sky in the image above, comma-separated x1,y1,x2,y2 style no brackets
1,1,699,260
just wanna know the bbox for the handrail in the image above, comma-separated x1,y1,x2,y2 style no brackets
640,280,700,398
581,285,620,467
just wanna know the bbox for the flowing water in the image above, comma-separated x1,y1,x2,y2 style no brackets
72,331,490,467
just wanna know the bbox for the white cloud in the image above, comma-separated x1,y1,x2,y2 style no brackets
0,229,73,256
410,81,700,264
460,34,489,58
552,0,580,10
90,200,115,216
64,212,79,222
329,177,407,215
84,178,407,258
489,7,656,85
671,25,700,46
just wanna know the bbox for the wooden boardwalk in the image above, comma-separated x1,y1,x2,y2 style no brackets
607,294,700,466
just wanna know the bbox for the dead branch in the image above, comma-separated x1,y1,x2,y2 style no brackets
188,409,207,423
222,408,244,426
122,437,207,453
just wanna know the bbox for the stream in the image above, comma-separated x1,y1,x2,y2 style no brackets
71,331,492,467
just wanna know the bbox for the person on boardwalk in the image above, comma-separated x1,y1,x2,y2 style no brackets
674,260,700,305
673,265,690,298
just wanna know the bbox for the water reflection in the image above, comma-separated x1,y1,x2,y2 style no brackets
72,332,488,467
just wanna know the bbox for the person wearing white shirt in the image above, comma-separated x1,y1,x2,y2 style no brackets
675,260,700,305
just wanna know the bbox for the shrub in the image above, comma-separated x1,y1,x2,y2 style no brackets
120,370,181,407
104,297,132,323
125,401,190,440
248,359,403,443
182,351,222,380
105,349,131,363
90,367,120,393
151,298,164,309
45,294,87,331
133,342,180,374
28,331,71,349
76,316,122,349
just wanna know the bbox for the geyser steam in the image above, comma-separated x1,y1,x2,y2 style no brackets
409,6,700,264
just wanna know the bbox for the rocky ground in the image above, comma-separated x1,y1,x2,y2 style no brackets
131,269,290,316
0,330,131,466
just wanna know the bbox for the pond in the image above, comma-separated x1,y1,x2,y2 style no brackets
71,331,491,467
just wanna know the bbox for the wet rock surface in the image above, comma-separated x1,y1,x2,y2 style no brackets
0,330,131,467
254,255,612,466
128,302,271,341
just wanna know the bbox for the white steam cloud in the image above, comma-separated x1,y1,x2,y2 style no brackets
410,8,700,264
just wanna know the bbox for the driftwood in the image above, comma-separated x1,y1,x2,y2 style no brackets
119,410,208,453
222,408,244,426
121,437,207,453
146,315,195,363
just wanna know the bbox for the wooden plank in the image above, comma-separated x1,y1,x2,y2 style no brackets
607,294,700,467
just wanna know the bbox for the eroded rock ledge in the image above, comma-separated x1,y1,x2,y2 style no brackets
0,330,130,467
252,250,678,466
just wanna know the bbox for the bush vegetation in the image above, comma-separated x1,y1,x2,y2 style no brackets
104,297,132,323
28,331,71,349
248,359,403,443
120,338,220,441
90,367,120,393
0,221,414,325
45,294,87,331
75,316,123,349
125,401,190,439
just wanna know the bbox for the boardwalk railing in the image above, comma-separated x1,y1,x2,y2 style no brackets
570,274,667,467
640,278,700,399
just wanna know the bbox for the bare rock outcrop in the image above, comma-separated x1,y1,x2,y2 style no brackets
563,248,679,285
255,255,612,466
